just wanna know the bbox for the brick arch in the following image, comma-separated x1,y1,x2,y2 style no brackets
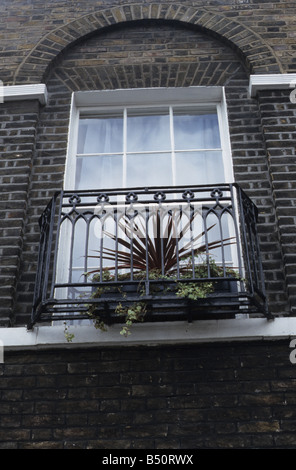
13,3,281,84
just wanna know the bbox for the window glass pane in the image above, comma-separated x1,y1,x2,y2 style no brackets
173,109,221,150
72,218,86,269
78,116,123,154
175,151,224,185
126,153,173,187
75,155,123,189
127,109,170,152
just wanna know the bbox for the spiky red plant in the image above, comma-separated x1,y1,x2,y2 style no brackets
88,210,234,277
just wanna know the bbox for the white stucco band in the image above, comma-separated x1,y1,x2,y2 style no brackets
1,76,296,104
249,73,296,97
0,317,296,351
1,83,48,104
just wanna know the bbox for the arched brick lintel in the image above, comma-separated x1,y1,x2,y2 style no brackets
13,3,282,84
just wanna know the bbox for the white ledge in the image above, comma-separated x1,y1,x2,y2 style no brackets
0,317,296,351
1,84,48,104
2,79,296,103
249,73,296,97
73,86,223,107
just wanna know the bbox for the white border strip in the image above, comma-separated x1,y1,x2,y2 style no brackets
2,84,48,104
74,86,223,107
3,78,296,105
249,73,296,97
1,318,296,350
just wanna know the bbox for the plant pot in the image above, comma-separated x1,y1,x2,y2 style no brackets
88,276,239,325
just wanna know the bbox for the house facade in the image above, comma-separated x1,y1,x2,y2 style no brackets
0,0,296,449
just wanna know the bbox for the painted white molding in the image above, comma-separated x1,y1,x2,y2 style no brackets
2,84,48,104
73,86,223,108
3,78,296,104
249,73,296,97
0,317,296,351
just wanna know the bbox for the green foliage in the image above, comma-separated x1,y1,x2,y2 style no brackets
63,322,75,343
85,256,240,335
115,301,147,337
176,281,214,300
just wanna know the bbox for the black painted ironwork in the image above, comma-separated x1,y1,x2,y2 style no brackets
29,184,272,328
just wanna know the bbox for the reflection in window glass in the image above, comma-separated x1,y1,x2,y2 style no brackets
173,111,221,150
78,116,123,154
175,151,224,186
127,110,170,152
75,155,123,189
75,106,225,190
126,153,173,187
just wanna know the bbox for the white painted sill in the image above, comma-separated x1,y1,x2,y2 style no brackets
2,84,48,104
249,73,296,97
0,317,295,351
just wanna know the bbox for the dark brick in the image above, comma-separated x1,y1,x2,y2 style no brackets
0,0,295,450
0,341,293,448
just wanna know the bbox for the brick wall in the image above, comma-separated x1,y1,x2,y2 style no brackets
0,100,40,326
258,89,296,312
0,340,295,449
13,19,290,324
2,1,292,85
0,1,293,324
0,0,296,451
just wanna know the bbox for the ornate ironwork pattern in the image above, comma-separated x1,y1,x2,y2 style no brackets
29,184,271,328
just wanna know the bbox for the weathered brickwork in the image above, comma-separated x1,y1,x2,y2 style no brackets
0,0,296,450
49,21,247,90
1,1,294,85
0,100,40,326
13,19,290,323
0,341,295,449
0,1,293,324
227,85,290,313
258,89,296,312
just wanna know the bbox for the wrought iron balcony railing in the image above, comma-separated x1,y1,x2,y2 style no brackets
29,184,271,329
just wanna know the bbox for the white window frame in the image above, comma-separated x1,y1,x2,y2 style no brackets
64,86,234,190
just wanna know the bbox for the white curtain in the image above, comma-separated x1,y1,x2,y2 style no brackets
75,111,223,190
76,117,124,189
77,117,123,154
